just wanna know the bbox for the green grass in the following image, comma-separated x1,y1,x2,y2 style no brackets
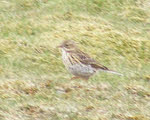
0,0,150,119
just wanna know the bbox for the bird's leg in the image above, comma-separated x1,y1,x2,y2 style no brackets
70,76,80,80
70,76,90,80
81,77,89,81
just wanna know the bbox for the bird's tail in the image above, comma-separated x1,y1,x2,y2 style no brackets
101,69,123,76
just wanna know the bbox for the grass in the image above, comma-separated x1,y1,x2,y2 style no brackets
0,0,150,119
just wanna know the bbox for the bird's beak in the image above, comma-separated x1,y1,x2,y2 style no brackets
57,45,63,48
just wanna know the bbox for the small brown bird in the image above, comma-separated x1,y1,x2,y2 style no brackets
58,40,123,80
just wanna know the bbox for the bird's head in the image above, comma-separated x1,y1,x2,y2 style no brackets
57,40,77,51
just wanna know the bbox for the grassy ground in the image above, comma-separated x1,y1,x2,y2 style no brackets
0,0,150,120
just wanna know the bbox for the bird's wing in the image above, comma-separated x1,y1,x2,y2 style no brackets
71,49,109,71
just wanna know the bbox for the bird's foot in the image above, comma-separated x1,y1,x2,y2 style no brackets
70,76,90,81
70,76,80,80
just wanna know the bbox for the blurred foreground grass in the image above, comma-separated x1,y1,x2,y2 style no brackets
0,0,150,120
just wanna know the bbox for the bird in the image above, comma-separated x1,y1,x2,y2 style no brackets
57,40,123,80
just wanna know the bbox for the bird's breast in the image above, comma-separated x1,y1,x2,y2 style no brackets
61,49,72,68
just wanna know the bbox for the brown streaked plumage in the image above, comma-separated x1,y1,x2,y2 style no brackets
58,40,123,80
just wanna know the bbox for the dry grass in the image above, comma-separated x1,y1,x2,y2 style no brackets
0,0,150,120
